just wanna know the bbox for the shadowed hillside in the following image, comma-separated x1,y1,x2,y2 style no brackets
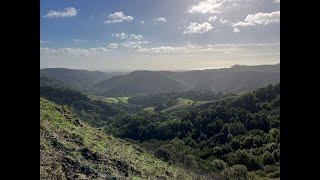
40,68,113,91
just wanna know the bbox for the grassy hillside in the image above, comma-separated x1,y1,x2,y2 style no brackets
87,94,120,104
161,98,194,112
40,98,205,179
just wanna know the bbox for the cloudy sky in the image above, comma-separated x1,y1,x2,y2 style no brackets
40,0,280,71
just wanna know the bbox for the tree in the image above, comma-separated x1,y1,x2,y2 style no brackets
262,151,275,165
242,135,263,149
211,159,227,172
227,122,247,136
212,147,223,158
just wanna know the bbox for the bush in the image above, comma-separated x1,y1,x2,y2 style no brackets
242,135,263,149
231,150,262,171
212,147,223,158
262,151,275,165
230,138,241,150
224,165,248,180
154,147,171,162
210,159,227,172
184,155,198,169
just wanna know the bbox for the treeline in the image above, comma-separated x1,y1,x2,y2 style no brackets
109,83,280,178
128,91,227,107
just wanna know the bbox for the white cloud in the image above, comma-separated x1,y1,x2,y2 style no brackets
129,45,142,50
140,21,145,24
273,0,280,3
184,22,213,34
112,33,144,41
233,28,240,32
120,41,149,48
220,18,231,24
234,11,280,27
135,46,184,54
130,34,144,41
40,47,110,56
112,33,127,39
132,42,280,55
154,17,167,23
104,12,134,24
208,16,217,22
108,43,118,49
187,0,224,14
44,7,78,18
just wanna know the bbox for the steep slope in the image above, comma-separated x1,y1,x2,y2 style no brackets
40,98,202,179
40,68,113,91
94,71,187,96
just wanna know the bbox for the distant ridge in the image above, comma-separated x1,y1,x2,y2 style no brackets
94,64,280,96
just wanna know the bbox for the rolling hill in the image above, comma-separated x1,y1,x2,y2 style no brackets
40,68,113,91
94,64,280,96
94,71,187,96
40,76,65,88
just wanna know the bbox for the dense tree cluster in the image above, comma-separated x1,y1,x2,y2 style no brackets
112,83,280,178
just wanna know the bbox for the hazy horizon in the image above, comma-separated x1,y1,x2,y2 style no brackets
40,62,280,73
41,0,279,71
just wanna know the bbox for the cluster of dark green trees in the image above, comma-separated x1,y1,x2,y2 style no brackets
128,91,227,107
40,83,280,178
110,83,280,178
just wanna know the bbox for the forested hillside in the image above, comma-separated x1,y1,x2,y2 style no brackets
40,68,113,91
107,83,280,179
40,81,280,179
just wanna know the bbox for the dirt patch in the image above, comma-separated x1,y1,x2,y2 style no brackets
165,171,173,177
64,133,84,146
114,159,129,177
61,156,98,179
79,147,99,161
129,166,141,176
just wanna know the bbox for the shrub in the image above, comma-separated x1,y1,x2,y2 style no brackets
262,151,275,165
211,159,227,172
224,165,248,180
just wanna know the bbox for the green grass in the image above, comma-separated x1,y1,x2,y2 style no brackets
162,98,194,112
87,94,119,103
117,96,129,103
87,94,129,104
144,107,155,113
40,98,200,179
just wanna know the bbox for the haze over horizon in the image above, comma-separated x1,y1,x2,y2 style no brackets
40,0,280,70
40,63,280,73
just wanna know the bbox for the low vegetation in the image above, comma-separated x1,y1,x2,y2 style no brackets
41,98,204,179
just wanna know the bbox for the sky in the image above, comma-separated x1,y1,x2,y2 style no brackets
40,0,280,71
